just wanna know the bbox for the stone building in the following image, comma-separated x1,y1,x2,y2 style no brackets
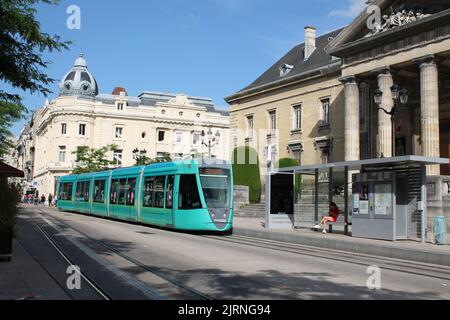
225,26,346,177
226,0,450,230
17,54,230,196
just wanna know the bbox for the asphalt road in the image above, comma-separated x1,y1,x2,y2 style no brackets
16,206,450,300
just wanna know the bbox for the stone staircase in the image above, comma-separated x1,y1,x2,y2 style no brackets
234,203,266,218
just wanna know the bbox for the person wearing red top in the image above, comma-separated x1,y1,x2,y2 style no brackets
314,202,340,234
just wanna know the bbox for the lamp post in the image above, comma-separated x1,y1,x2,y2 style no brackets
374,85,409,158
201,128,221,158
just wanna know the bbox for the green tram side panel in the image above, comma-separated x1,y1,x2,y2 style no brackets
110,166,143,223
91,171,111,217
140,162,185,228
58,175,77,212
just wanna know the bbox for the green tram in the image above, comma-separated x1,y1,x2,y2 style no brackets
57,159,234,232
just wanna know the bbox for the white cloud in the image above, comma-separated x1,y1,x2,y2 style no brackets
329,0,367,18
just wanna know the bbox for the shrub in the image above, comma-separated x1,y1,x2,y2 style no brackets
0,179,22,234
232,147,262,204
276,158,302,203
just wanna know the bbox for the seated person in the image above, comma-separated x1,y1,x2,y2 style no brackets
314,202,340,234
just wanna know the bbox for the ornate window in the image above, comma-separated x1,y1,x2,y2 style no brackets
113,150,123,166
115,127,124,139
79,124,86,136
321,99,330,126
58,146,66,163
293,105,302,130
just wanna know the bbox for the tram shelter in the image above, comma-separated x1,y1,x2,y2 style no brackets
265,156,449,243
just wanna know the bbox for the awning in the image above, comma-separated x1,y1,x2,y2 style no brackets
0,161,25,178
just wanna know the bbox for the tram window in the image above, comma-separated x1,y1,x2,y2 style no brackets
143,177,154,207
76,181,89,202
118,179,127,205
110,179,119,205
59,183,73,201
178,175,202,210
154,176,165,209
166,176,175,209
126,178,136,206
94,180,106,203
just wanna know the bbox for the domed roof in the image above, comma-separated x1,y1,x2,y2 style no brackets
59,53,99,97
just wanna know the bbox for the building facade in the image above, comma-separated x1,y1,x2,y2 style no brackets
226,0,450,178
17,54,230,196
225,27,345,178
226,0,450,233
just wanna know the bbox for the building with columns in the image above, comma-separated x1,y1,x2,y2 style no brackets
16,54,230,196
226,0,450,229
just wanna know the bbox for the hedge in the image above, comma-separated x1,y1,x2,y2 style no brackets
232,147,262,204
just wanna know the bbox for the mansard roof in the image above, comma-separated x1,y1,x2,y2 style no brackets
225,28,344,103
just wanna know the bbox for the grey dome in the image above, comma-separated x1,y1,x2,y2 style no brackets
59,53,99,97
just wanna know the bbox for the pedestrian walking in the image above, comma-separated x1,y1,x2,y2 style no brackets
41,194,46,207
48,193,53,207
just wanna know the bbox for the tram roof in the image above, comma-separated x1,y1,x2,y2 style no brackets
59,158,231,181
274,156,450,175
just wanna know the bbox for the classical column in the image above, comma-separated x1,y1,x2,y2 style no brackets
418,56,441,176
340,76,360,161
374,67,394,158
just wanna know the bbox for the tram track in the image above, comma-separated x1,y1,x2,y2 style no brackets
34,222,113,300
201,234,450,282
35,209,214,301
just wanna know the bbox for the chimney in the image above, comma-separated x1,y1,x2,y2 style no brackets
304,26,317,61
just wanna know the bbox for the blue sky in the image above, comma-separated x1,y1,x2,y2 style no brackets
10,0,366,136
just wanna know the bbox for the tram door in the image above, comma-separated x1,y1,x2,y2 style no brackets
164,175,175,227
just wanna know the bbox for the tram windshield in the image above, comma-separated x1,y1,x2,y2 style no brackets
199,169,230,209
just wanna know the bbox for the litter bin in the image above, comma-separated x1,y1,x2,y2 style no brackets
434,216,447,245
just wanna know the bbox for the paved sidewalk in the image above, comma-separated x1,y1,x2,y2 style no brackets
0,239,70,300
233,217,450,267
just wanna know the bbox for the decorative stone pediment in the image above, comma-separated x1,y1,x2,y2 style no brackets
328,0,450,57
365,2,441,38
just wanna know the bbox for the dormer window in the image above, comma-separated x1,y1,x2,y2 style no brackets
117,102,124,111
279,64,294,77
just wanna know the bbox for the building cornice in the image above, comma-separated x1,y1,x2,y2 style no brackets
225,62,341,104
36,108,230,134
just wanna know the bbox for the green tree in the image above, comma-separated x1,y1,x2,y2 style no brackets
72,145,118,174
0,0,70,157
276,158,302,203
232,146,262,204
134,151,172,166
0,179,21,233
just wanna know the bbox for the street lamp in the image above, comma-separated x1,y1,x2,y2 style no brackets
374,85,409,158
201,128,221,158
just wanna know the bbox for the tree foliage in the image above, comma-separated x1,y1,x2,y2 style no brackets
0,179,22,232
0,0,70,157
72,145,118,174
134,152,172,166
232,146,262,204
